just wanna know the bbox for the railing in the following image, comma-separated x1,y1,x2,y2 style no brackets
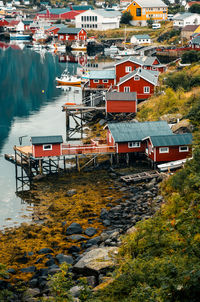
61,144,116,155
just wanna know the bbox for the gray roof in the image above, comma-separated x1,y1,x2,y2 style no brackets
134,34,151,40
191,35,200,45
117,68,158,86
95,9,121,18
31,136,63,145
115,56,161,67
57,27,82,34
108,121,172,143
149,133,193,147
173,12,197,20
132,0,167,8
106,92,137,101
87,69,115,79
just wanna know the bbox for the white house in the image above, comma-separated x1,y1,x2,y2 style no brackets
75,9,121,30
130,34,151,44
173,12,200,28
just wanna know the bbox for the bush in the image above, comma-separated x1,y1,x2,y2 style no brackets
120,11,132,25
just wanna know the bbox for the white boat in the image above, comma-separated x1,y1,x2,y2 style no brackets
71,41,87,52
32,28,48,43
118,47,136,56
56,69,82,86
48,42,66,52
10,32,31,40
157,158,192,172
104,44,119,56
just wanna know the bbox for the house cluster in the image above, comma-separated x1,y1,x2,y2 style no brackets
85,55,166,103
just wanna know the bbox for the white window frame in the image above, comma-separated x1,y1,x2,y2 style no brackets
93,79,99,83
144,86,150,94
179,146,189,152
128,142,141,148
43,144,52,151
159,147,169,153
134,75,140,81
125,66,132,72
124,86,130,92
103,79,108,83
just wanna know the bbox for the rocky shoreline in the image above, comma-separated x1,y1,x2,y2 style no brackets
0,168,166,301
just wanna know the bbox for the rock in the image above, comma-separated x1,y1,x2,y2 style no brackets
100,208,108,220
84,227,97,237
66,189,77,197
126,226,137,235
66,223,83,235
23,288,40,300
68,245,81,254
45,259,55,267
68,235,87,242
16,256,29,264
69,285,83,298
74,247,118,275
37,248,54,255
102,219,111,226
20,266,36,273
29,279,38,288
7,268,16,274
85,236,101,248
55,254,74,265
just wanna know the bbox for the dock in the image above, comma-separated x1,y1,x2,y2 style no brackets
120,171,160,183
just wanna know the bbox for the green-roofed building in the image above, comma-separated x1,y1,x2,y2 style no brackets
31,136,63,158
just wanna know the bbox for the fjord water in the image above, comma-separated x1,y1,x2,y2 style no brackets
0,46,81,228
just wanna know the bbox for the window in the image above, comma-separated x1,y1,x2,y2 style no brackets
95,16,97,21
159,147,169,153
128,142,141,148
81,16,83,21
179,146,189,152
144,86,150,93
124,86,130,92
103,80,108,83
43,144,52,151
136,7,141,16
134,75,140,81
152,67,157,70
93,79,99,83
125,66,132,72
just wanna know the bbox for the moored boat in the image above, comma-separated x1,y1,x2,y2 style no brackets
10,32,31,40
157,158,192,172
56,69,81,86
71,41,87,52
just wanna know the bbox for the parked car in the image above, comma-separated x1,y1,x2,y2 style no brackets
152,23,161,29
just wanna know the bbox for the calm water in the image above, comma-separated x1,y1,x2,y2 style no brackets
0,44,82,228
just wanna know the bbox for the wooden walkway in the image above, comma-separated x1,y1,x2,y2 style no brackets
121,171,160,183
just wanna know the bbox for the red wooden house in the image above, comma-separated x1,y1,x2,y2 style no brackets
106,92,137,114
143,133,192,163
117,68,158,101
31,136,63,158
85,70,115,89
0,18,9,27
57,27,87,41
115,56,166,83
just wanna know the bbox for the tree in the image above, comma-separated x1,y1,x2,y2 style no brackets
147,18,153,28
189,4,200,14
120,11,132,25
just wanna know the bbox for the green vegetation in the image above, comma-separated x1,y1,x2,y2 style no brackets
189,3,200,14
120,11,132,25
157,28,181,43
182,51,200,64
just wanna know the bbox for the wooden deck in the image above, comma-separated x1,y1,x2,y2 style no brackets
14,146,32,157
62,144,115,155
121,171,160,183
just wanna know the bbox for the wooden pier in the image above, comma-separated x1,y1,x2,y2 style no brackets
121,171,160,183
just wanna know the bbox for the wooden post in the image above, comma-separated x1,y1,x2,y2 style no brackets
116,154,119,165
63,156,66,171
126,153,129,166
39,159,43,175
14,147,18,192
110,153,113,166
49,159,51,173
76,155,80,172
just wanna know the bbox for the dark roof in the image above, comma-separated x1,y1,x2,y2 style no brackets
57,27,82,34
106,92,137,101
182,25,199,32
148,133,193,147
31,135,63,145
72,5,94,10
108,121,172,143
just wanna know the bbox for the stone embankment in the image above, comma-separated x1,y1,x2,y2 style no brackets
0,171,166,301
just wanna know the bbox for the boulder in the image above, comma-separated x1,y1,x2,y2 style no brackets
37,248,54,255
84,236,101,248
20,266,36,273
66,189,77,197
67,235,87,242
66,223,83,235
84,227,97,237
55,254,74,265
100,208,108,220
68,245,81,254
69,285,83,298
23,288,40,300
74,247,118,275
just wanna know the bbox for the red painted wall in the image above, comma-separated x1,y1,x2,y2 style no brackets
58,30,86,41
33,143,61,158
155,146,192,162
117,141,146,153
106,100,137,113
89,79,114,89
118,76,155,100
115,61,140,83
0,19,9,26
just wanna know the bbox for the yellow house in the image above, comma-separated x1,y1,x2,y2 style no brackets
124,0,168,26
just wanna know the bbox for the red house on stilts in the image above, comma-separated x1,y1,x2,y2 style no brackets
31,136,63,158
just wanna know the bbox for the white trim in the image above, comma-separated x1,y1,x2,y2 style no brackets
159,147,169,153
93,79,99,83
144,86,150,93
179,146,189,152
125,66,132,72
134,75,140,81
128,141,141,148
43,144,53,151
103,79,108,83
124,86,130,92
117,71,157,87
154,147,156,162
116,143,118,153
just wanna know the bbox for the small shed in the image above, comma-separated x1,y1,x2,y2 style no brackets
130,34,151,45
57,27,87,41
144,133,193,163
86,69,115,89
106,92,137,113
31,135,63,158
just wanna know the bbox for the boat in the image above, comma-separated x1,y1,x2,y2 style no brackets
104,44,119,56
56,69,82,86
10,32,31,40
157,158,192,172
71,41,87,52
47,42,66,53
117,47,136,56
32,28,48,43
